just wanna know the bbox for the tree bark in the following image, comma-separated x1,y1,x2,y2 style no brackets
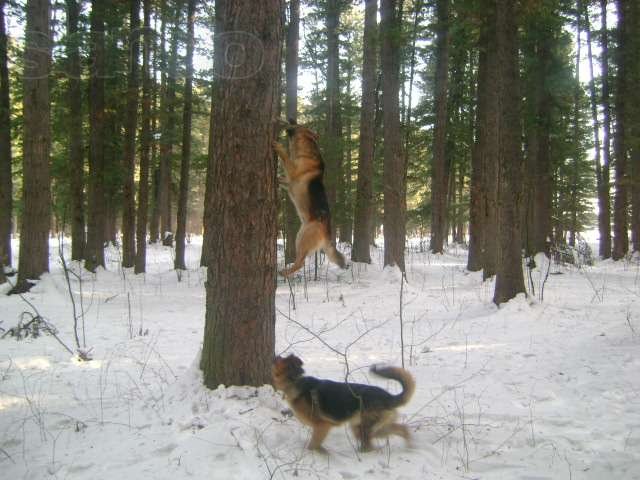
493,0,526,305
351,0,378,263
158,1,181,246
612,0,628,259
625,0,640,252
14,0,51,292
135,0,152,274
429,0,450,254
583,0,609,258
325,0,341,242
174,0,197,271
381,0,406,271
122,0,140,268
599,0,613,258
284,0,300,265
200,0,282,388
0,0,12,275
85,0,106,272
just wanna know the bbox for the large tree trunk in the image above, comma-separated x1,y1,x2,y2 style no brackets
174,0,196,271
14,0,51,292
122,0,140,268
381,0,406,271
493,0,526,305
612,0,628,260
473,1,500,280
325,0,341,242
200,0,282,388
85,0,106,272
65,0,85,261
135,0,152,274
283,0,300,265
429,0,450,254
351,0,378,263
0,0,12,276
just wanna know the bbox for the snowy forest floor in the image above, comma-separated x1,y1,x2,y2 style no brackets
0,236,639,480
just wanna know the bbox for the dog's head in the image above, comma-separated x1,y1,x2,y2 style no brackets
272,354,305,390
274,118,320,143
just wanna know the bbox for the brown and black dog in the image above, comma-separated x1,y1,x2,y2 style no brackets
273,119,346,277
272,354,415,452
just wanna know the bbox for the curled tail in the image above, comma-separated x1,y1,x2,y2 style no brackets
370,365,416,408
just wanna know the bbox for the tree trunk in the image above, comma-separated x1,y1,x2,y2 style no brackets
429,0,450,254
381,0,405,271
0,0,12,275
135,0,152,274
612,0,628,259
583,0,609,258
493,0,526,305
325,0,341,242
85,0,106,272
352,0,378,263
174,0,196,271
122,0,140,268
284,0,300,265
158,1,181,247
200,0,282,388
599,0,613,259
467,36,487,272
14,0,51,292
625,0,640,252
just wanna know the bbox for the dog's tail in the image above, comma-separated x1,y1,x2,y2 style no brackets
325,243,347,269
370,365,415,408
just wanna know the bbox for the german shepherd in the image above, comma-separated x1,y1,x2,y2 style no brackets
272,354,415,452
273,119,346,277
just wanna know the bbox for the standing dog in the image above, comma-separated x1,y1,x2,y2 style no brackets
273,119,346,277
272,354,415,452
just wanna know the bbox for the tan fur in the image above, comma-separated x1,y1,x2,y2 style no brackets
273,121,346,277
272,355,414,452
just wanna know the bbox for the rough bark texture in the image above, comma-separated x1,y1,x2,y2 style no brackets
15,0,51,291
0,0,12,274
325,0,341,242
600,0,613,258
352,0,377,264
85,0,106,272
612,0,628,260
135,0,152,274
200,0,282,388
64,0,85,261
284,0,300,265
467,38,486,272
429,0,450,254
381,0,405,271
493,0,526,305
122,0,140,268
174,0,196,271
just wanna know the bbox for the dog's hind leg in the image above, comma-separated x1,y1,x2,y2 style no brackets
280,222,324,277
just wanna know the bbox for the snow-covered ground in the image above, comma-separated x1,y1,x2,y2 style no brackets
1,237,639,479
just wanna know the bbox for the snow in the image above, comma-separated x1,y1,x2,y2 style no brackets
1,237,639,479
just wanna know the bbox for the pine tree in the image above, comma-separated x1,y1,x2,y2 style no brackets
0,0,12,278
200,0,282,388
14,0,51,293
